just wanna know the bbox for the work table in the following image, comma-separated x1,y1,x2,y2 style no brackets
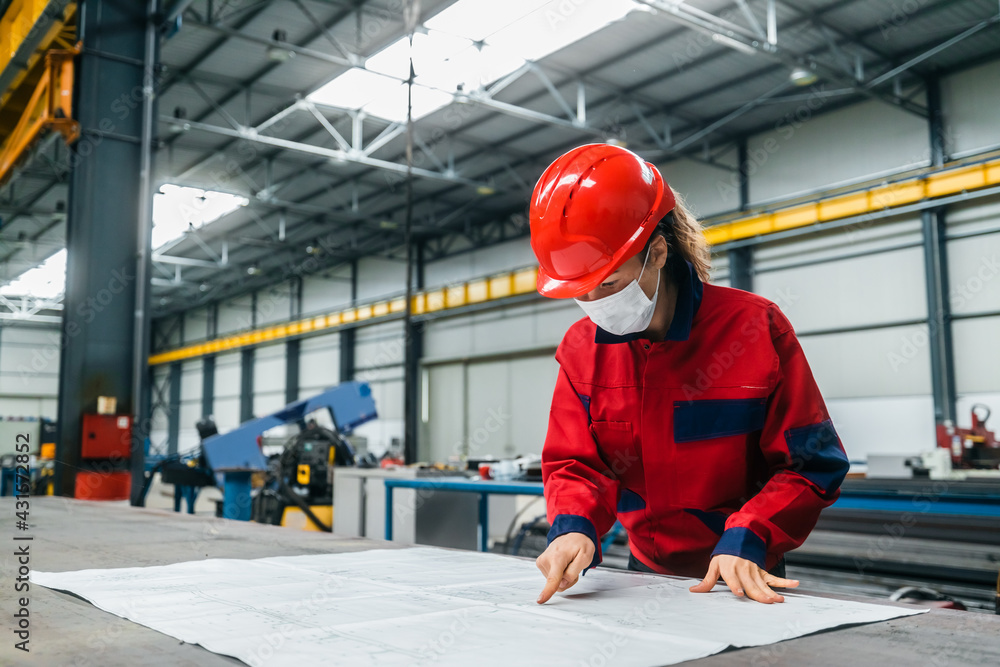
3,498,998,666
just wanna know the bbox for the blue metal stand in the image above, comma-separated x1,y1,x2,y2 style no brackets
383,477,545,551
222,472,253,521
0,466,15,497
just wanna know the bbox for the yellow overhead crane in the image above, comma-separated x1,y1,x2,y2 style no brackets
0,0,78,186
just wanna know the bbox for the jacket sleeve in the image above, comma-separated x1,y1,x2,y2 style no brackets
712,305,850,569
541,365,620,570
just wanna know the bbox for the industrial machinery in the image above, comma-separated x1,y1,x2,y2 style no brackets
76,412,133,500
249,421,358,531
142,382,377,527
938,404,1000,469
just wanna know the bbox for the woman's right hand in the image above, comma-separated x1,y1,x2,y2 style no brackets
535,532,595,604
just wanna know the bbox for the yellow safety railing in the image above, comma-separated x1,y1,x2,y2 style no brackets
147,267,540,365
702,152,1000,245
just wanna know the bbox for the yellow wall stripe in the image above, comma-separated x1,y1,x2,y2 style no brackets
149,267,542,365
702,153,1000,246
151,153,1000,367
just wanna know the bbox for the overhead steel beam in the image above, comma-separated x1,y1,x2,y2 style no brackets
182,18,359,68
865,16,1000,90
163,0,197,27
168,116,492,188
637,0,928,117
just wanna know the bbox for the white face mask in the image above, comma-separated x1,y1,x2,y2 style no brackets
575,248,660,336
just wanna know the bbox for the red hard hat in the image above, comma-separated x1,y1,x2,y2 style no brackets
529,144,676,299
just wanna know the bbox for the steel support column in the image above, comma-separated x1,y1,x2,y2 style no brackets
240,348,255,423
403,243,425,465
57,0,150,497
285,339,300,405
167,362,181,456
286,276,302,404
202,355,215,419
922,207,956,425
728,139,754,292
339,259,358,383
922,77,956,425
130,0,159,505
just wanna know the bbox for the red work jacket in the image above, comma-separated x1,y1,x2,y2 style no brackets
541,259,849,576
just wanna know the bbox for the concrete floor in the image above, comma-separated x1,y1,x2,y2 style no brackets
2,497,999,666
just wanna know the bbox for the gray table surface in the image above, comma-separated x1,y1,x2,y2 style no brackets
1,497,998,666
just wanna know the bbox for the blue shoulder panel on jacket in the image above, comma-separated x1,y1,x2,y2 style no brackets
673,398,767,443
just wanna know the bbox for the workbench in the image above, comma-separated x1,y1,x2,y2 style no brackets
3,498,999,666
384,477,544,552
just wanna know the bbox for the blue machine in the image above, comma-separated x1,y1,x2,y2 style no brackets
201,382,377,520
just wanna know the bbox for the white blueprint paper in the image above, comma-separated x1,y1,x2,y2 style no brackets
32,547,925,667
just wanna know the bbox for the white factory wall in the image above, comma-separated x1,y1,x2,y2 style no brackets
213,351,242,432
947,195,1000,436
423,238,536,288
217,294,255,335
299,333,340,394
177,359,203,454
255,283,294,326
419,298,580,462
746,98,930,205
253,343,286,417
940,59,1000,157
184,307,210,342
0,325,60,418
660,154,741,218
356,256,407,302
352,321,405,457
301,265,353,314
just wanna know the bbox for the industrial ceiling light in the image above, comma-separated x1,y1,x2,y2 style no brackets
266,29,295,62
247,265,261,276
305,242,322,255
790,66,818,86
199,282,210,292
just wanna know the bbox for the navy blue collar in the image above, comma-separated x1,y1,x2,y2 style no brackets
594,259,703,344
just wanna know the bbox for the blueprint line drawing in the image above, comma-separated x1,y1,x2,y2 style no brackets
31,546,926,667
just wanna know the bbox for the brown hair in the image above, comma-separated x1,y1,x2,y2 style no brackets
646,191,712,282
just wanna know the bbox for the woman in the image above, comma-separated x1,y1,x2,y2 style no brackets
530,144,849,605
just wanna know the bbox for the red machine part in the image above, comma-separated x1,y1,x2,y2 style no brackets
937,404,1000,469
74,470,131,501
80,414,133,460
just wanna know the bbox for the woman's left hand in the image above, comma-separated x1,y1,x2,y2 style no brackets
689,555,799,603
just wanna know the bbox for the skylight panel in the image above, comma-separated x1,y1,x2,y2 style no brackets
308,67,401,111
366,31,471,81
152,184,248,250
424,0,551,41
307,0,639,123
361,82,453,124
0,249,66,300
488,0,637,63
